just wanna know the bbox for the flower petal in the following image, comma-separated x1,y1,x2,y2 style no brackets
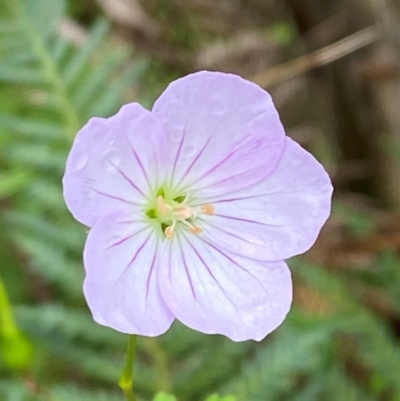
158,232,292,341
63,103,167,227
201,137,333,261
83,208,174,336
152,71,285,196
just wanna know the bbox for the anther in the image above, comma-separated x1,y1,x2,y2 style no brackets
200,204,216,216
189,225,203,235
181,219,203,235
154,192,214,239
165,225,175,239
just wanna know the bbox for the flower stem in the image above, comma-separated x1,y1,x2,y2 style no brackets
119,335,137,401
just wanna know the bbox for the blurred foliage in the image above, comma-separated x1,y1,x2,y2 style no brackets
1,0,400,401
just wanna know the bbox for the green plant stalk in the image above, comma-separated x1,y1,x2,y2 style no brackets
0,275,33,371
119,335,137,401
0,275,18,338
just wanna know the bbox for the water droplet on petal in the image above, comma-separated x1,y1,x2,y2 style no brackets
211,96,227,116
162,100,183,122
103,149,122,171
82,187,95,211
183,144,196,158
170,129,183,142
74,152,88,171
83,177,96,185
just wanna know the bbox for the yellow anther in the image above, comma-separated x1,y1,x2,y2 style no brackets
200,204,216,216
165,225,175,239
189,225,203,235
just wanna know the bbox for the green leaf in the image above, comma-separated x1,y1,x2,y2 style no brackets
0,171,31,198
0,277,34,371
0,66,44,83
0,114,64,139
63,19,111,85
19,0,66,40
73,51,128,111
90,62,147,117
153,392,178,401
205,395,236,401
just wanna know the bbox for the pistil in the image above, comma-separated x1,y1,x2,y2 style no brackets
156,195,170,216
154,194,215,239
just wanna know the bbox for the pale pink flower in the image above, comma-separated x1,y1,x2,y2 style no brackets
63,71,332,341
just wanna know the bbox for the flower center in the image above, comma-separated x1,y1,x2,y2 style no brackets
146,190,215,239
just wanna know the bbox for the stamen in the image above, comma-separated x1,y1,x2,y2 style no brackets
165,226,174,239
153,191,214,239
174,205,194,220
164,220,176,239
189,225,203,235
181,219,203,235
157,195,169,216
200,204,216,216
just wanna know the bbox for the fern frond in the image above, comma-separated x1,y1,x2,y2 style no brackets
222,313,337,401
50,385,125,401
15,304,124,349
0,0,145,302
0,380,36,401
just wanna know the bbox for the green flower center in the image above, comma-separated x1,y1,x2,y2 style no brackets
145,187,215,238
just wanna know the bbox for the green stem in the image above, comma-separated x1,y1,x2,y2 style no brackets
0,276,18,338
119,335,137,401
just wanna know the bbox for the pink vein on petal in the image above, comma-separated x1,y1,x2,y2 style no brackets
127,139,151,189
178,236,197,300
202,239,264,286
183,148,237,189
171,125,187,181
186,236,237,309
177,115,225,187
212,190,310,204
192,137,287,198
88,188,140,205
192,164,263,195
202,220,253,243
216,214,282,228
106,159,147,198
106,226,149,250
113,232,152,287
145,236,158,300
181,130,255,192
178,135,212,184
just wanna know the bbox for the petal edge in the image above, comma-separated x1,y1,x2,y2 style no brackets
83,209,174,336
158,232,292,341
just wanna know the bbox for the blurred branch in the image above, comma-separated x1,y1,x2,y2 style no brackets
366,0,400,210
251,26,380,87
196,31,279,75
94,0,161,37
370,0,400,46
